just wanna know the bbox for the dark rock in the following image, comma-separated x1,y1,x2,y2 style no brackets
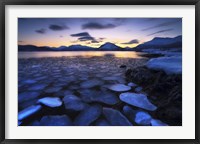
120,65,127,68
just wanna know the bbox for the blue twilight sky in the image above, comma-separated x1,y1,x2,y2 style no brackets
18,18,182,48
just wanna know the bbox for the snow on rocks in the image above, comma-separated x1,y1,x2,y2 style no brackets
146,56,182,75
103,108,132,126
108,84,131,92
37,97,62,108
18,105,42,121
119,92,157,111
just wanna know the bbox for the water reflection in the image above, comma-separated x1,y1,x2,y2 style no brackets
18,51,144,59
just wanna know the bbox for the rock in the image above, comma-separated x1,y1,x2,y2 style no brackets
128,82,137,87
151,119,168,126
120,65,127,68
78,89,119,105
135,87,143,92
135,111,152,125
40,115,73,126
74,105,102,126
108,84,131,92
95,119,111,126
119,92,157,111
146,56,182,75
19,91,41,103
103,108,132,126
18,105,42,121
63,95,87,111
45,87,62,93
80,79,104,88
28,83,48,91
37,97,62,107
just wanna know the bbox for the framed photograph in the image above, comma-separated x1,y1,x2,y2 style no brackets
0,0,199,143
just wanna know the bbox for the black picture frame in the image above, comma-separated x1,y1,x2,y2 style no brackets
0,0,199,143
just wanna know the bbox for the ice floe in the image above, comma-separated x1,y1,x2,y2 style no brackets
37,97,62,107
120,92,157,111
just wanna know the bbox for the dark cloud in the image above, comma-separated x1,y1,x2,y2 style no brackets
121,39,139,44
147,29,173,36
49,24,69,31
142,19,181,31
70,32,90,37
99,37,106,40
91,40,99,43
35,28,46,34
82,22,117,30
78,36,95,41
18,40,24,43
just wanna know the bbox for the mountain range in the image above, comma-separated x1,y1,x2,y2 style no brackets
18,35,182,52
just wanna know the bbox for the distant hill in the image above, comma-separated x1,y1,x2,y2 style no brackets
134,35,182,51
18,36,182,52
18,45,55,51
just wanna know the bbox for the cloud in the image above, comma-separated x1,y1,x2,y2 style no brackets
35,28,46,34
49,24,69,31
70,31,100,43
142,19,181,31
18,40,24,43
70,32,90,37
91,40,99,43
147,29,173,36
99,37,106,40
121,39,139,44
82,22,117,30
78,36,95,41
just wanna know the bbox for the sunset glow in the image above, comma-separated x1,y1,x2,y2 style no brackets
18,18,182,48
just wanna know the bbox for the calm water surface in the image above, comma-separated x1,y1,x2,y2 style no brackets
18,51,145,59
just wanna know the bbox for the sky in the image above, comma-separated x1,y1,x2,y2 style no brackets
18,18,182,48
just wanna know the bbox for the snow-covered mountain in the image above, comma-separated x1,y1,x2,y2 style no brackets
99,42,121,51
134,35,182,51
